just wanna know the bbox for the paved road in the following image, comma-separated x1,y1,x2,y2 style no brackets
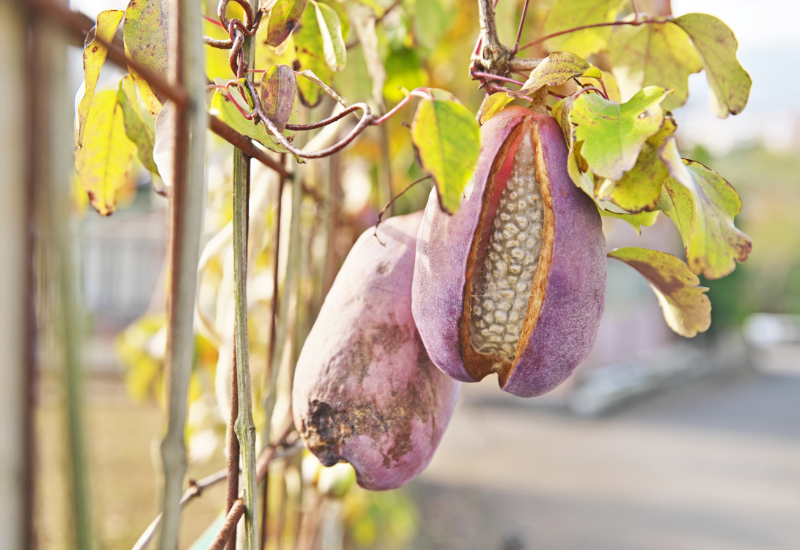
411,367,800,550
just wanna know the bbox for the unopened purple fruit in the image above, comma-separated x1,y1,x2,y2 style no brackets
293,212,461,490
412,107,606,398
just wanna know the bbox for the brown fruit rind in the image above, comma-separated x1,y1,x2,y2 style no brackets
412,107,607,397
293,212,461,490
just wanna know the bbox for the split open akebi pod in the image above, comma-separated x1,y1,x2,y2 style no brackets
293,212,461,490
412,106,607,398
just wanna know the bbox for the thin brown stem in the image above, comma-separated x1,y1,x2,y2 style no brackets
477,0,504,59
260,162,281,550
132,435,301,550
30,1,188,107
284,104,368,131
471,70,526,87
511,0,531,54
373,175,431,243
225,344,240,550
375,0,404,24
259,473,269,550
209,500,246,550
517,18,668,52
346,0,404,48
209,116,289,177
246,80,375,159
507,57,542,72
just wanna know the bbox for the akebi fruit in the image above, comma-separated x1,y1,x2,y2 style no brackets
412,107,606,398
293,212,461,490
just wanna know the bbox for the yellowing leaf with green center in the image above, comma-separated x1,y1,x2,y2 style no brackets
210,79,289,153
596,117,677,213
659,138,752,279
571,86,670,181
313,0,346,71
674,13,752,118
124,0,172,116
599,207,659,235
656,176,692,251
542,0,628,58
607,19,702,110
480,92,515,124
266,0,307,47
293,5,333,106
77,10,124,147
411,97,480,214
609,247,711,337
117,75,159,174
76,90,137,216
510,52,600,98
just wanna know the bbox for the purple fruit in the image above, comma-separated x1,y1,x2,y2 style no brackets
293,212,461,490
412,107,606,398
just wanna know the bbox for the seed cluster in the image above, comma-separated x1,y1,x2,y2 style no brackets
469,132,544,361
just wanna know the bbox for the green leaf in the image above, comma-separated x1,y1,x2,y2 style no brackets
123,0,171,116
480,92,515,124
266,0,307,47
320,0,349,42
383,47,429,104
349,2,385,105
293,5,334,106
210,79,289,153
75,90,137,216
510,52,597,98
77,10,125,147
608,247,711,337
606,19,702,110
414,0,450,54
599,207,659,235
313,0,346,71
571,86,670,180
542,0,628,58
656,174,693,248
117,75,159,174
674,13,752,118
260,65,298,134
596,117,677,213
411,97,481,214
659,138,752,279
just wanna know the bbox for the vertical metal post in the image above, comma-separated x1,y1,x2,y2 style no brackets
29,1,93,548
157,0,207,546
1,1,34,548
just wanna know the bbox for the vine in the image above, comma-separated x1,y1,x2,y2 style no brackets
44,0,756,547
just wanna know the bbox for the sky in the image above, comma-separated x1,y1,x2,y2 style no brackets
70,0,800,152
671,1,800,152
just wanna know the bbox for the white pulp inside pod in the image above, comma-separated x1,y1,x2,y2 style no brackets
468,130,545,361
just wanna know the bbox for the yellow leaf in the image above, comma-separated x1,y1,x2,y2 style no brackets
76,90,137,216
